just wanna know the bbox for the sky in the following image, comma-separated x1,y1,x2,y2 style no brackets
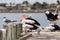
0,0,58,4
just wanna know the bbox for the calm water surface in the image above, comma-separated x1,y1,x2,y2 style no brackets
0,13,60,29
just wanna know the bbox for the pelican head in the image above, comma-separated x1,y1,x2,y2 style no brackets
3,17,7,21
45,11,50,14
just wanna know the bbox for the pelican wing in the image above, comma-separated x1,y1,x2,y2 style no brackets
24,24,33,28
26,18,40,26
26,23,39,30
24,19,35,24
52,25,60,30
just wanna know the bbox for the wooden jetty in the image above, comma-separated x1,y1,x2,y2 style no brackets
1,23,60,40
26,32,60,40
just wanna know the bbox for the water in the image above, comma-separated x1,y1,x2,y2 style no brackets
0,13,60,29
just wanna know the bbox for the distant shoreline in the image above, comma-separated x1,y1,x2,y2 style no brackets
0,10,60,13
0,11,44,13
0,10,46,13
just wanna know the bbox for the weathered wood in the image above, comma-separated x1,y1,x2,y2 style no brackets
0,29,6,40
26,32,60,40
3,23,23,40
16,24,22,39
0,30,2,40
6,24,13,40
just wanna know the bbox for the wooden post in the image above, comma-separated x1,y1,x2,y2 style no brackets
0,29,6,40
16,23,22,39
3,23,22,40
3,24,16,40
6,24,12,40
11,24,16,40
0,30,2,40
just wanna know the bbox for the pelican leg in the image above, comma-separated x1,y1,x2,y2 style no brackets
23,27,28,34
36,28,41,35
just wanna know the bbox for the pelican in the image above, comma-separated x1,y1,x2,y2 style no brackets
45,11,59,21
21,17,40,30
20,15,41,33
